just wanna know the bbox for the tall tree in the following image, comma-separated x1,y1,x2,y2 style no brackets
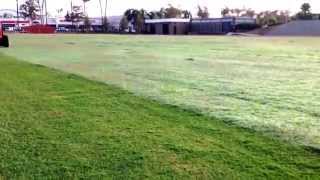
124,9,145,33
16,0,19,28
83,16,91,32
197,6,209,18
83,0,90,15
243,9,255,18
42,0,48,24
165,4,182,18
65,5,85,31
98,0,108,32
301,3,311,15
119,16,129,31
234,8,242,17
20,0,41,22
182,10,192,19
296,3,312,20
221,7,230,17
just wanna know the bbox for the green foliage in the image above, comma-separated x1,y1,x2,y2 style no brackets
301,3,311,14
197,6,209,19
124,9,145,33
65,6,85,23
295,3,313,20
101,17,109,32
0,54,319,178
119,16,129,32
98,0,108,32
221,7,230,17
165,4,182,18
19,0,40,21
83,16,91,32
257,11,290,26
125,5,191,23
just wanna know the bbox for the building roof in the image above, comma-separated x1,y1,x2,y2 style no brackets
145,18,190,24
0,9,23,18
192,17,256,24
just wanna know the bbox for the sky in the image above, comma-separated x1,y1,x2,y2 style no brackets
2,0,320,17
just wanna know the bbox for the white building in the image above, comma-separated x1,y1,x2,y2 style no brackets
0,9,30,28
46,16,122,31
1,9,122,32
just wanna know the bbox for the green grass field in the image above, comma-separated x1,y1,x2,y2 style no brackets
0,34,320,178
1,34,319,149
0,54,319,179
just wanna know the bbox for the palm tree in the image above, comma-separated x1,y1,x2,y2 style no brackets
98,0,108,32
16,0,19,28
44,0,48,24
182,10,192,19
104,0,108,19
83,0,90,15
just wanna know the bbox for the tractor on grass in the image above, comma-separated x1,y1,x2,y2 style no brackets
0,22,9,48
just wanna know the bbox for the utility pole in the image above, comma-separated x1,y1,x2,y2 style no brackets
16,0,19,29
44,0,48,24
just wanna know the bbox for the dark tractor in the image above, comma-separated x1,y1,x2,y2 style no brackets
0,23,9,48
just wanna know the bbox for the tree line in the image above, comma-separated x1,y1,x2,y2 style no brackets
120,4,192,33
17,0,108,32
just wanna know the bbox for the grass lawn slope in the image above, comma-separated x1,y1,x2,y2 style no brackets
0,54,319,179
1,34,319,148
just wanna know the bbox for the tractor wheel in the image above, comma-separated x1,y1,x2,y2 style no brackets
2,35,9,48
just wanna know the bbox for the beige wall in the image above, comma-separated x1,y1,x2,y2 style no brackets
145,22,189,35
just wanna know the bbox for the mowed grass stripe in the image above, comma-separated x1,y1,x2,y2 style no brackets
0,54,319,179
2,34,319,148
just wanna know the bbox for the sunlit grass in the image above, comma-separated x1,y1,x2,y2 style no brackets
1,34,320,148
0,55,319,178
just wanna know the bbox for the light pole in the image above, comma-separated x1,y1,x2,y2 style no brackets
44,0,48,24
16,0,19,29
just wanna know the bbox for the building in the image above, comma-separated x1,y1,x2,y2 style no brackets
46,16,122,32
143,17,257,35
0,8,122,32
0,9,30,29
144,18,190,35
191,17,257,34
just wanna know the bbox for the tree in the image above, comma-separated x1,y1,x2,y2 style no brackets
16,0,19,28
301,3,311,15
221,7,230,17
40,0,48,24
146,5,190,19
119,16,129,32
256,10,290,27
197,6,209,19
165,4,182,18
101,17,109,32
98,0,109,32
20,0,41,22
83,16,91,32
296,3,312,20
243,9,255,18
146,11,158,19
83,0,90,15
182,10,192,19
65,5,85,31
124,9,145,33
234,8,242,17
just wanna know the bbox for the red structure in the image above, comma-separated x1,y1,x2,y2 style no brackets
0,22,9,47
23,25,55,34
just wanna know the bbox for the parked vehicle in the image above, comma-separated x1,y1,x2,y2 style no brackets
0,22,9,47
56,27,70,33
